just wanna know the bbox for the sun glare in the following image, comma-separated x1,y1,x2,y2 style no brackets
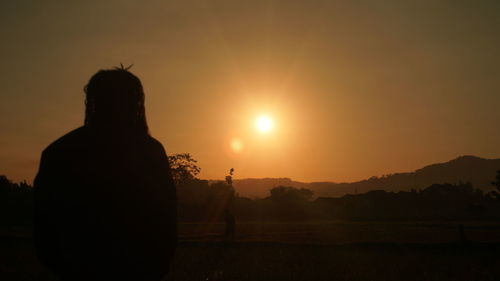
256,115,273,133
230,138,244,153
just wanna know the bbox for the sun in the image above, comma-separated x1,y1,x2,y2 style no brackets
256,115,273,133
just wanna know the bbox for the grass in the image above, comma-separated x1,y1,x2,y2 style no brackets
2,221,500,280
173,241,500,281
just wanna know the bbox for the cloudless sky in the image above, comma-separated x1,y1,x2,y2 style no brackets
1,0,499,183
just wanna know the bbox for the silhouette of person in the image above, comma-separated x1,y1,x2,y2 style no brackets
33,66,177,281
224,209,236,241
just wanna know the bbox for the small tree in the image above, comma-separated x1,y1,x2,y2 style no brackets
217,168,235,200
491,170,500,200
168,153,201,185
225,168,234,186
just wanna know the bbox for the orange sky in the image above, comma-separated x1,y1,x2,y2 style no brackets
1,1,499,183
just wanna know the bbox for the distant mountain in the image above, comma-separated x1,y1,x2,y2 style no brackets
230,156,500,198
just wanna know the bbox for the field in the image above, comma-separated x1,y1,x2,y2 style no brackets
179,220,500,244
2,221,500,280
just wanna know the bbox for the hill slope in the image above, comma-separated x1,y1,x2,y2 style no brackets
231,156,500,198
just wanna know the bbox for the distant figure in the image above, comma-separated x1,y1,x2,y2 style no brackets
33,66,177,281
224,209,236,241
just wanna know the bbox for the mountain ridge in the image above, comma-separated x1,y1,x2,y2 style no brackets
222,155,500,198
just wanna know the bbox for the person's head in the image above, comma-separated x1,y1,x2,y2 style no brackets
84,65,149,135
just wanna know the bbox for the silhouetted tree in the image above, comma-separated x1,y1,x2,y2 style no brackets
270,186,313,203
201,169,236,223
224,168,236,240
168,153,201,185
210,168,236,205
490,170,500,200
225,168,234,186
266,186,314,220
0,175,33,225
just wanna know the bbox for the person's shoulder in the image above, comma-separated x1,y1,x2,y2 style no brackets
144,135,167,153
42,126,89,156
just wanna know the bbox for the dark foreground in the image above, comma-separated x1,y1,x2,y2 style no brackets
1,236,499,281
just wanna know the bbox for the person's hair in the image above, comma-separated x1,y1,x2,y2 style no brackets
84,65,149,135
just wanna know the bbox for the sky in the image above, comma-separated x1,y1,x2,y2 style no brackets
1,0,499,183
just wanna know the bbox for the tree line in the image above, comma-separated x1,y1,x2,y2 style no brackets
1,153,500,226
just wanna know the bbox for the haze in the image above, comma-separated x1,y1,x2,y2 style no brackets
1,0,499,183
